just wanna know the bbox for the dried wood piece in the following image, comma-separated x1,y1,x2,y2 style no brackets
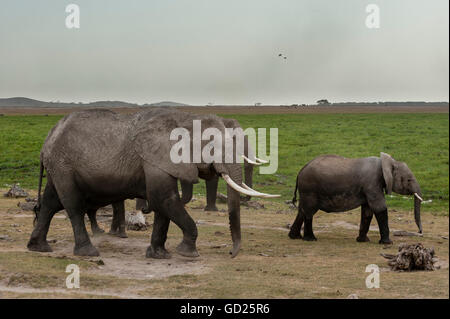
381,243,437,271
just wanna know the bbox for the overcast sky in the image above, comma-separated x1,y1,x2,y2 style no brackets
0,0,448,105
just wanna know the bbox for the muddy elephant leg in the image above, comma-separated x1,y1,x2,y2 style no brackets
374,209,392,244
109,201,127,238
87,208,104,235
27,181,63,252
357,204,373,242
146,210,171,259
288,206,304,239
204,176,219,211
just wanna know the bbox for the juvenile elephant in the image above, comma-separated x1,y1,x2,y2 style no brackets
28,109,278,258
289,153,423,244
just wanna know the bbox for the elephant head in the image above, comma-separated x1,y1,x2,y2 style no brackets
133,112,279,257
221,118,268,201
380,152,423,233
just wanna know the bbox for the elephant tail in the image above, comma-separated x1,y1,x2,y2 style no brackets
33,159,44,225
292,176,299,208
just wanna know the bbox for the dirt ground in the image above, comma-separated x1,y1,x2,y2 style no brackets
0,105,448,116
0,189,448,299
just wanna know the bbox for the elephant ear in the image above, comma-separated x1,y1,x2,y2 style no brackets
133,115,199,184
380,152,394,195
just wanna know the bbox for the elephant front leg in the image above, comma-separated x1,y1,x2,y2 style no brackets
146,211,171,259
357,204,373,242
374,209,392,244
204,177,219,211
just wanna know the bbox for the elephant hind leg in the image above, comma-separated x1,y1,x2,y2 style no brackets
55,181,99,256
303,215,317,241
109,201,127,238
294,194,318,241
289,206,304,239
357,204,373,242
27,180,63,252
87,208,105,235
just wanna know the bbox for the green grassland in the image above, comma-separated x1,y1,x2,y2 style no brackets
0,113,448,213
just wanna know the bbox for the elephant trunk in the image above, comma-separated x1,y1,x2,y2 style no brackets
226,163,242,258
414,193,423,234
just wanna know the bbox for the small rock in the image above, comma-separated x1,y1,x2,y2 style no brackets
125,211,147,231
0,235,10,240
214,231,224,236
284,223,291,229
48,239,57,243
4,184,29,198
258,253,270,257
347,294,359,299
442,236,448,240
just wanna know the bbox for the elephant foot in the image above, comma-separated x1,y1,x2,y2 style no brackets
74,243,100,256
146,246,171,259
204,205,218,212
303,235,317,241
176,241,199,258
379,238,393,245
27,239,53,252
288,231,302,239
356,235,370,242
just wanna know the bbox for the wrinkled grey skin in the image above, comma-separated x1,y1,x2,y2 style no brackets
289,153,422,244
28,109,245,258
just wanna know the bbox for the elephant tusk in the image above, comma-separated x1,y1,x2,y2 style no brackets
241,183,281,198
255,157,269,164
242,155,262,166
222,174,280,198
414,193,423,202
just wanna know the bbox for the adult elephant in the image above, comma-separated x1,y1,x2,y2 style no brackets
289,153,423,243
28,109,278,258
89,114,262,236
